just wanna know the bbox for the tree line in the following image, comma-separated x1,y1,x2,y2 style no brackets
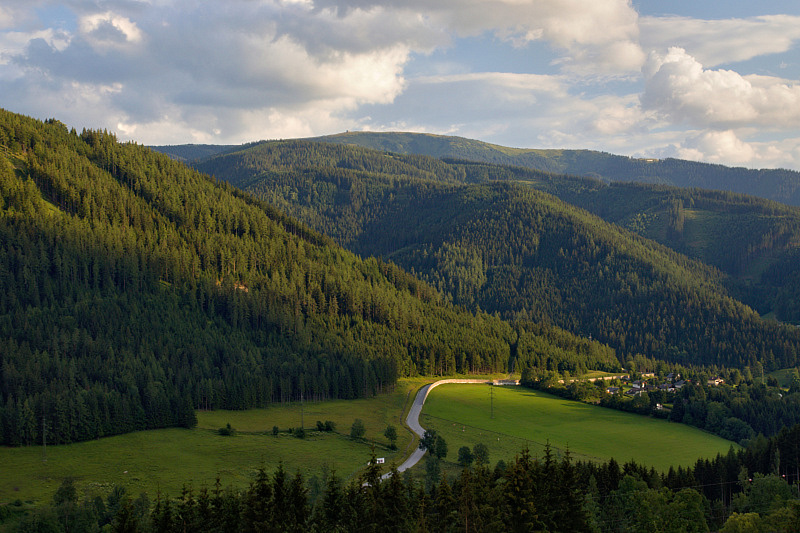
12,423,800,532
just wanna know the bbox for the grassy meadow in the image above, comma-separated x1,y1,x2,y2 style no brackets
0,376,740,506
421,384,738,471
0,377,434,505
767,367,800,388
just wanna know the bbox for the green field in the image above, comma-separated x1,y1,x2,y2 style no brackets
0,376,740,506
0,377,435,505
575,370,621,380
767,367,800,388
421,384,737,471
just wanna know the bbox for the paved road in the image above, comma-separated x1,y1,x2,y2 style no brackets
380,379,489,480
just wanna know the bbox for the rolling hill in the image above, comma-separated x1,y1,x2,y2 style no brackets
409,157,800,323
0,109,622,446
153,131,800,209
310,131,800,206
157,135,800,324
193,140,800,370
195,138,800,323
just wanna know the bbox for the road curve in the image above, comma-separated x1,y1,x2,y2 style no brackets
381,379,489,480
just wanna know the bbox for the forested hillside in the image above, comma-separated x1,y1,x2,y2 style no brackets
430,159,800,324
543,181,800,322
310,131,800,206
202,140,800,324
195,140,800,370
0,110,620,446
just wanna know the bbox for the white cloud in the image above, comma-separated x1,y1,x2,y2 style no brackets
0,28,69,66
640,15,800,68
0,0,646,147
2,0,800,171
79,12,143,50
376,67,800,170
314,0,645,75
0,3,37,30
642,47,800,129
3,0,643,144
591,95,651,135
0,7,13,30
675,130,756,165
1,1,416,143
656,130,800,170
363,72,652,152
416,72,565,95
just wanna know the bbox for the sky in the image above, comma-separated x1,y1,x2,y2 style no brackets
2,1,800,170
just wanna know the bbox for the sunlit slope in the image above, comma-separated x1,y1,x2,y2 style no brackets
3,109,611,446
195,140,800,370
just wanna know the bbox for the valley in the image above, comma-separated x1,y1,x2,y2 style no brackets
0,376,738,505
4,0,800,528
2,110,800,530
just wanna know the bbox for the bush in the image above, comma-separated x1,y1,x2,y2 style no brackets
218,423,235,436
458,446,474,467
350,419,366,440
420,430,448,459
317,420,336,432
473,443,489,465
384,425,398,449
434,436,448,460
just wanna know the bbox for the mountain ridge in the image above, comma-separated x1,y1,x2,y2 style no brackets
194,139,800,370
153,131,800,206
310,131,800,206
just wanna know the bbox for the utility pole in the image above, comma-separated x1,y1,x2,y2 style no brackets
42,417,47,463
490,384,495,419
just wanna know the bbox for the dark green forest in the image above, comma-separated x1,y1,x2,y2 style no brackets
0,109,623,446
185,138,800,324
448,162,800,322
194,140,800,370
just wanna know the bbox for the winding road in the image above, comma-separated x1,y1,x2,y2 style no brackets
380,379,489,480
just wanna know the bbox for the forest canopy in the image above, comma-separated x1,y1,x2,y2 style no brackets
0,109,617,445
194,140,800,371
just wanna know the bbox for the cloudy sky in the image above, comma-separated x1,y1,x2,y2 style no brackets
2,1,800,170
